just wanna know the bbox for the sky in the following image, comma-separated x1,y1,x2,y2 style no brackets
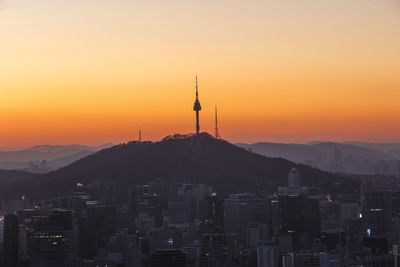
0,0,400,149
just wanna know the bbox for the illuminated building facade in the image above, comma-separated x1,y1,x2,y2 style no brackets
31,210,78,267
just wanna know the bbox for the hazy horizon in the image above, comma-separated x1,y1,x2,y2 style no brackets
2,134,400,151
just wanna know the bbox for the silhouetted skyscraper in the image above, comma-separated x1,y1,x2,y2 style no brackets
193,76,202,135
86,206,117,258
3,214,19,267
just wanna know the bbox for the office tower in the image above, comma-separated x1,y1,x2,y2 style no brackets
31,210,78,267
319,200,342,232
223,194,250,243
168,183,212,222
86,206,117,258
128,184,159,217
288,167,301,188
278,168,307,195
0,216,4,266
363,190,392,237
3,214,19,267
270,200,280,237
257,241,277,267
137,194,166,228
199,193,224,232
249,196,270,224
392,192,400,217
89,180,117,205
279,194,320,237
279,194,320,250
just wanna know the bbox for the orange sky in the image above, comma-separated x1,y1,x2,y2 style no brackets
1,0,400,149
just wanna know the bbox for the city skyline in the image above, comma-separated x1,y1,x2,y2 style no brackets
1,1,399,266
1,0,400,148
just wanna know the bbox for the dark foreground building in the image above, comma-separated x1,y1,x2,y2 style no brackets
150,249,186,267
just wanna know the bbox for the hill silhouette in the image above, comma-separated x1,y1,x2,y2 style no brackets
0,143,114,171
0,133,358,200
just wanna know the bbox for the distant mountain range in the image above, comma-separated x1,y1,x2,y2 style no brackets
2,139,399,177
237,141,400,176
0,143,113,173
0,133,358,200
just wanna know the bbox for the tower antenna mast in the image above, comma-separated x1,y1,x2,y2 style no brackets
215,105,220,139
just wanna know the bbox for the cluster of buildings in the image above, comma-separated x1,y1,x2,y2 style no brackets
26,160,51,174
0,168,399,267
305,148,400,176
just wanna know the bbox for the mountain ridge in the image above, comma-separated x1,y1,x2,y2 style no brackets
0,143,114,172
0,133,358,201
237,141,400,175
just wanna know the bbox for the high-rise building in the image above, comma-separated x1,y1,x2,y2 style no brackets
278,168,308,195
279,194,320,250
249,196,270,225
0,215,4,266
363,190,392,237
257,242,277,267
199,193,224,232
3,214,19,267
137,194,166,228
31,210,78,267
223,194,250,243
89,180,117,205
288,168,301,188
319,200,342,232
86,206,117,258
279,194,320,237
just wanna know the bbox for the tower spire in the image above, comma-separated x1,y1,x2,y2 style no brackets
196,75,198,99
193,75,202,135
215,105,220,139
138,129,142,143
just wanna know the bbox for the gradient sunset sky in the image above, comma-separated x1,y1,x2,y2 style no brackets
1,0,400,149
